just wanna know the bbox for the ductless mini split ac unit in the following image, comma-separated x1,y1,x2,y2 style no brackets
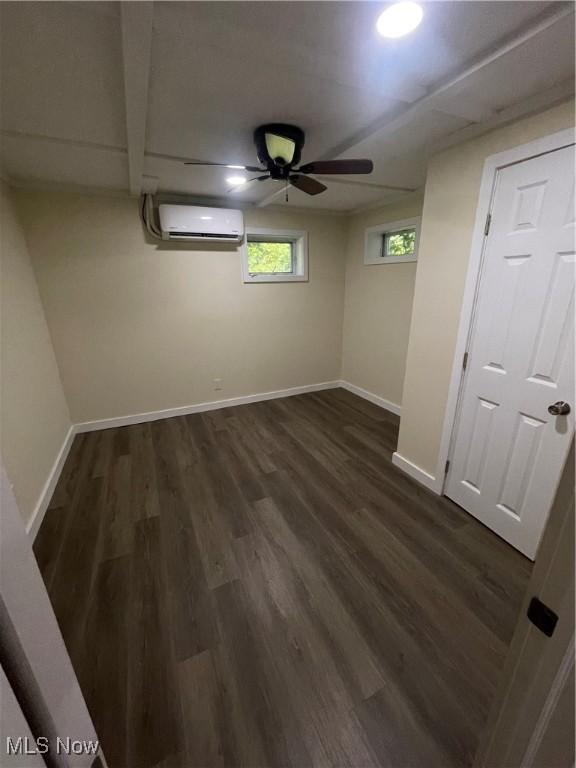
158,204,244,244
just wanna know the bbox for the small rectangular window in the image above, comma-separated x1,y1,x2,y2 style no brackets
247,239,295,276
382,227,416,258
364,217,420,265
242,228,308,283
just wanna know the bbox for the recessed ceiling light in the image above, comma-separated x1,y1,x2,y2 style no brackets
376,1,423,38
226,176,247,186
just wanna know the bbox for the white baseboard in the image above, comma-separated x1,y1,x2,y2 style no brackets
391,451,441,494
27,425,77,541
28,380,407,540
338,380,401,416
75,381,341,433
28,382,341,539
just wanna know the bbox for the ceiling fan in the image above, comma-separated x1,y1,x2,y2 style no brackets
184,123,374,196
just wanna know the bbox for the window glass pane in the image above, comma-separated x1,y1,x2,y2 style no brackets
247,240,294,273
383,228,416,257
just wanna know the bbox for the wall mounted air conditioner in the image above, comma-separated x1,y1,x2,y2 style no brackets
158,205,244,243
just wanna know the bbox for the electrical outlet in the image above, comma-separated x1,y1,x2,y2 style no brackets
213,378,223,391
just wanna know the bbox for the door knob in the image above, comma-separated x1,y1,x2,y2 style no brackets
548,401,571,416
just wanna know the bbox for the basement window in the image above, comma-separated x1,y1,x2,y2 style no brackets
364,217,421,265
242,227,308,283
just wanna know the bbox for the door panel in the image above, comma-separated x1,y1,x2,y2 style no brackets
462,397,498,492
529,252,574,386
497,412,545,520
446,144,575,559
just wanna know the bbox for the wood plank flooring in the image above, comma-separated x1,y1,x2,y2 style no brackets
34,389,532,768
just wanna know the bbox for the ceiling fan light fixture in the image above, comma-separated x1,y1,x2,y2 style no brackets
226,175,247,186
376,1,423,38
254,124,305,173
265,133,295,165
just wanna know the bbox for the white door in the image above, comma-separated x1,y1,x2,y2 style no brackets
446,144,575,560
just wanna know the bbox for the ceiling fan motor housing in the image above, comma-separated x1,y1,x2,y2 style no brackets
254,124,305,179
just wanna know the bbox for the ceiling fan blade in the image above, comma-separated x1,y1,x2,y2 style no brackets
289,175,327,196
184,161,265,173
298,159,373,175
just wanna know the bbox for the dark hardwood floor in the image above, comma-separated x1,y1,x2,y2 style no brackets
34,388,532,768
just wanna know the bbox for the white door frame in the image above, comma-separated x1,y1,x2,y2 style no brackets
435,126,576,495
474,441,574,767
0,464,106,767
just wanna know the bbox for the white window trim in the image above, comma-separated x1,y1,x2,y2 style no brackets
364,217,421,265
242,227,308,283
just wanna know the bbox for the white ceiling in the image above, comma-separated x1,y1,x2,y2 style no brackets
1,1,574,212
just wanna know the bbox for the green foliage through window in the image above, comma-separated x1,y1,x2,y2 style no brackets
383,228,416,257
247,240,294,274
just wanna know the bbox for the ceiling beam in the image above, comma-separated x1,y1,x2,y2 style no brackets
120,1,154,196
255,174,416,209
316,176,416,193
316,3,574,163
430,80,575,156
0,130,127,155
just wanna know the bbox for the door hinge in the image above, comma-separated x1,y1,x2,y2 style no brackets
463,351,469,371
445,460,450,474
484,213,492,236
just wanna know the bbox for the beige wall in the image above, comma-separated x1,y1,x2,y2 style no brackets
397,99,575,477
7,99,572,516
341,196,422,407
16,192,347,423
0,182,71,526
